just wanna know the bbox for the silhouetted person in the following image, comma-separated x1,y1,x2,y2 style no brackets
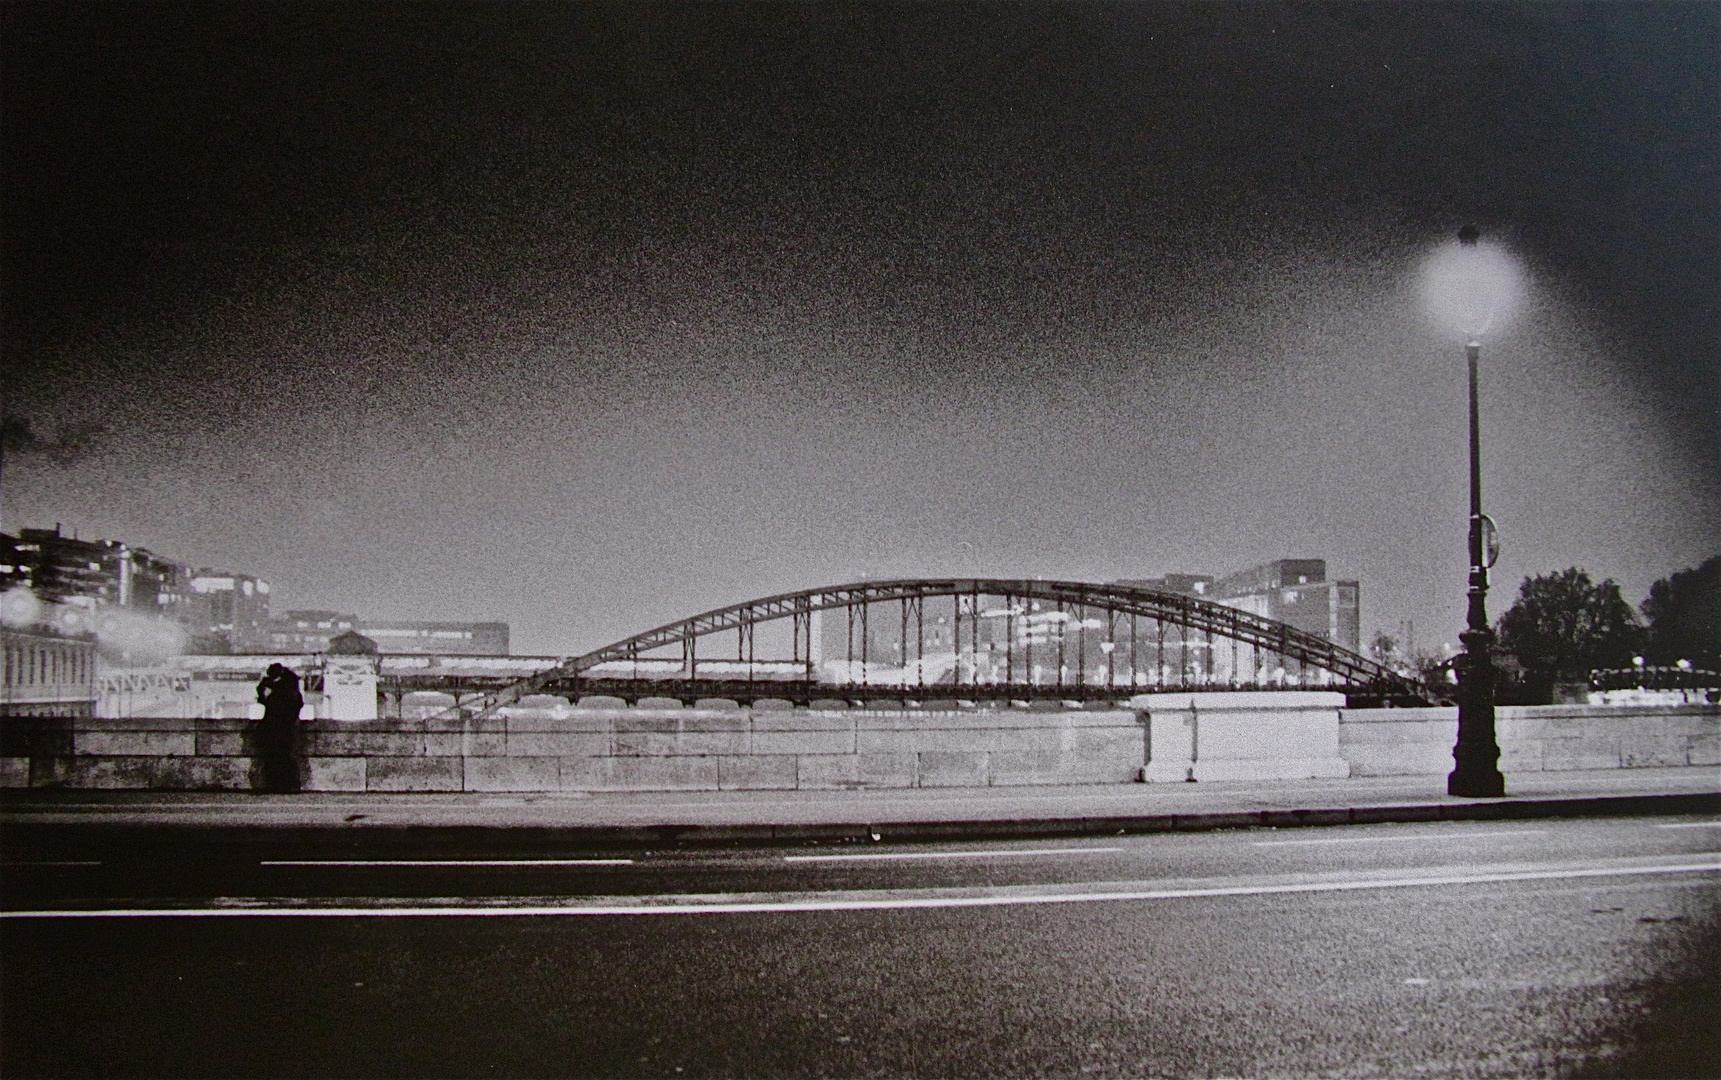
255,662,303,793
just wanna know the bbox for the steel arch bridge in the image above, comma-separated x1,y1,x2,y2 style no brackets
460,579,1432,716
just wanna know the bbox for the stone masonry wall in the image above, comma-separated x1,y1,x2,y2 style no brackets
4,701,1712,792
0,707,1146,792
1340,703,1719,776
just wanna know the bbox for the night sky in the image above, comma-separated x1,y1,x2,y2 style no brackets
4,2,1716,657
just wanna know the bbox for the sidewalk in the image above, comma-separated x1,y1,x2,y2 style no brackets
2,767,1715,845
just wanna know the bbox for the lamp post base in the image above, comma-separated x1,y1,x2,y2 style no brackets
1448,625,1505,799
1447,762,1505,798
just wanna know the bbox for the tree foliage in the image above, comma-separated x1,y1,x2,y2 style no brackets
1641,556,1721,671
1495,568,1644,687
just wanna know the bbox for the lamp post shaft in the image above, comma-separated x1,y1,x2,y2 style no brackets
1450,339,1505,797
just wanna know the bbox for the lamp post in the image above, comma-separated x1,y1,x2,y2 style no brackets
1428,223,1515,797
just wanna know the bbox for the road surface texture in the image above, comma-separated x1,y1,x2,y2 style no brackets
4,816,1717,1077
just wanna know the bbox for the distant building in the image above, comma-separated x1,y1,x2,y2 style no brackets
184,570,272,653
356,621,509,656
234,613,509,656
234,610,359,654
1,526,192,620
1116,559,1360,654
1115,574,1216,598
1,625,99,718
1210,559,1360,653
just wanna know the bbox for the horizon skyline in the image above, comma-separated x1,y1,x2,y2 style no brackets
0,514,1696,663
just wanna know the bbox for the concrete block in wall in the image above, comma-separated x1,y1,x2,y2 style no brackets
557,756,613,791
855,729,919,755
1690,732,1719,766
1342,744,1453,776
1195,756,1350,781
752,730,854,755
303,730,426,757
856,752,916,788
988,750,1070,786
893,727,1046,753
1142,707,1196,783
1071,726,1144,760
1619,735,1694,768
366,756,463,791
507,712,611,734
1501,714,1597,741
1339,719,1458,746
751,712,854,733
679,715,750,735
615,714,681,734
305,757,366,792
1540,739,1621,771
614,732,681,756
83,716,201,731
74,731,196,757
917,751,988,787
507,732,612,757
195,730,249,756
66,757,159,788
1196,708,1341,761
677,731,749,756
718,754,797,791
424,731,507,757
153,756,251,790
1139,693,1348,783
465,757,561,792
793,754,863,789
607,756,719,792
859,710,1044,732
1498,743,1544,772
28,756,74,786
0,757,27,787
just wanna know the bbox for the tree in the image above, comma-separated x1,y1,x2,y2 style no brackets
1641,556,1721,672
1495,568,1645,693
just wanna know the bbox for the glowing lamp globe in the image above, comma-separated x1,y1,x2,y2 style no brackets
1420,228,1526,341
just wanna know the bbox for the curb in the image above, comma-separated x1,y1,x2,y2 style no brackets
4,792,1715,854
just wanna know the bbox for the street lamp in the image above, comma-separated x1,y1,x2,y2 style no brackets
1421,224,1524,798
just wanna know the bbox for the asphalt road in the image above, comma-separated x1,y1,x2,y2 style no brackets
4,817,1718,1078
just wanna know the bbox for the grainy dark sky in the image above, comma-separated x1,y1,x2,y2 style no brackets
4,1,1716,656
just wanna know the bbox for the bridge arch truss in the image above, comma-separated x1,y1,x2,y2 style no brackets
472,579,1430,714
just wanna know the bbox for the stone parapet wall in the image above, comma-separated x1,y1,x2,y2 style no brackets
1339,703,1720,776
4,700,1712,792
0,707,1145,792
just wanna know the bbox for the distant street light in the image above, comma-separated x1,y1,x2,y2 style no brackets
1421,225,1524,798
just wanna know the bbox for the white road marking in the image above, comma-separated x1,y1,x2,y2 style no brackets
1253,829,1546,847
5,857,1716,918
258,859,634,867
1656,821,1721,830
783,846,1124,863
1,861,101,867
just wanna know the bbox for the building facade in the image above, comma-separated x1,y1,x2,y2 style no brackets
1209,559,1361,654
1,625,99,718
234,611,360,654
2,526,192,620
234,613,509,656
355,621,509,656
184,571,273,653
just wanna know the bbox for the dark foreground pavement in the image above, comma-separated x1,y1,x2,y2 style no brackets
3,814,1718,1078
